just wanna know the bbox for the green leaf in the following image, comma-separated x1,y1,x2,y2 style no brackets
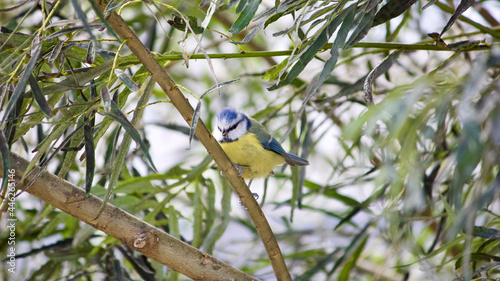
83,112,95,194
262,57,288,82
2,35,41,124
28,74,53,117
70,0,96,41
450,120,482,208
0,131,10,192
344,6,377,49
338,234,368,281
188,101,201,149
86,39,96,64
440,0,474,36
168,205,180,239
323,188,360,206
229,0,262,34
472,226,500,239
363,50,401,104
192,182,203,248
330,221,372,275
372,0,417,27
304,4,355,103
231,22,264,44
48,41,64,63
295,251,339,281
102,99,158,173
269,5,354,90
115,69,139,91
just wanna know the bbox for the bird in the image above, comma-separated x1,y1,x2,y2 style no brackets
213,108,309,182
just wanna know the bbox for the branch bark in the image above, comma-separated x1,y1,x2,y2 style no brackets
1,153,259,280
94,2,293,280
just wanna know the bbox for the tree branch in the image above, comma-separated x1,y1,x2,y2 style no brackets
90,1,293,280
0,153,259,280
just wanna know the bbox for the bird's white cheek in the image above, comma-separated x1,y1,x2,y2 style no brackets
213,129,223,142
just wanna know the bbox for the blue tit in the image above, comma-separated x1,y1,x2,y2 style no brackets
213,108,309,180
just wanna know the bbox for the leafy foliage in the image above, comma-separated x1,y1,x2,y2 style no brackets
0,0,499,280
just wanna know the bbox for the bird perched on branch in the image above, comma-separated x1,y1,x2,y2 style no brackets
213,108,309,182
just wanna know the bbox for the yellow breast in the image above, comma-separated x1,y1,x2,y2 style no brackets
219,133,286,179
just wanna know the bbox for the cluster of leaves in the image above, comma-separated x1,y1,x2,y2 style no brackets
0,0,499,280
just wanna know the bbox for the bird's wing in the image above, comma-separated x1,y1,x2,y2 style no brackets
248,118,308,166
248,119,284,153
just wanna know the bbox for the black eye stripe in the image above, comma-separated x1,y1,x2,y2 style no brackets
227,123,238,132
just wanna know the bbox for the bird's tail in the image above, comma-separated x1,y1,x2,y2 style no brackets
284,153,309,166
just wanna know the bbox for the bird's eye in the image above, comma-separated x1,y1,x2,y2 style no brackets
227,123,238,132
217,126,222,132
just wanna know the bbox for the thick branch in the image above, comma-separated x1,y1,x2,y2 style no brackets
91,1,293,280
0,153,259,280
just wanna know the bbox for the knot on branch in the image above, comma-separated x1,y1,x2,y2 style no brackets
133,231,157,250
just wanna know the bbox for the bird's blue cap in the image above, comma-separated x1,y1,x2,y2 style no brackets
217,108,238,123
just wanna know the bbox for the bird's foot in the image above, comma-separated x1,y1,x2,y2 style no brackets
239,192,260,206
220,164,248,177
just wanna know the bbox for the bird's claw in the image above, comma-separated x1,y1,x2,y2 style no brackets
220,164,247,177
234,165,245,176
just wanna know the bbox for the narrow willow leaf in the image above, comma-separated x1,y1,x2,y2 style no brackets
344,7,377,49
115,69,139,91
290,165,300,222
232,22,264,44
87,0,120,40
338,234,368,281
451,120,481,209
262,57,288,81
86,39,96,64
83,113,95,194
372,0,417,27
45,24,104,41
296,251,339,281
192,183,203,248
422,0,439,10
472,226,500,239
201,0,217,29
335,184,388,229
0,131,10,192
229,0,262,34
447,40,480,51
364,0,380,13
104,0,126,16
28,74,53,117
38,61,113,96
363,50,401,104
17,123,83,195
205,179,216,233
188,101,201,149
168,206,180,239
201,177,233,253
330,221,372,275
103,101,158,172
48,42,63,64
2,35,41,124
101,86,111,111
305,5,355,103
200,78,240,99
320,52,399,102
69,0,96,41
440,0,474,36
269,5,354,90
235,0,249,14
